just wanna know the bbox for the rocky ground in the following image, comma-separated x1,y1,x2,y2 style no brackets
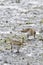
0,0,43,65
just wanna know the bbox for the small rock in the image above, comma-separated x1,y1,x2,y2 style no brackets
27,62,30,65
6,21,8,23
3,63,10,65
22,57,24,60
4,60,8,63
10,32,12,34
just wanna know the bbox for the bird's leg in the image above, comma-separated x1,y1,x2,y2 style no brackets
27,33,29,39
22,37,24,43
16,46,20,53
10,43,13,53
34,34,35,38
34,31,36,39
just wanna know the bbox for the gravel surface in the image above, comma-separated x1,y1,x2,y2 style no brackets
0,0,43,65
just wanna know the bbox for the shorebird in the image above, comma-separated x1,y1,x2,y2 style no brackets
21,28,36,38
5,37,25,53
